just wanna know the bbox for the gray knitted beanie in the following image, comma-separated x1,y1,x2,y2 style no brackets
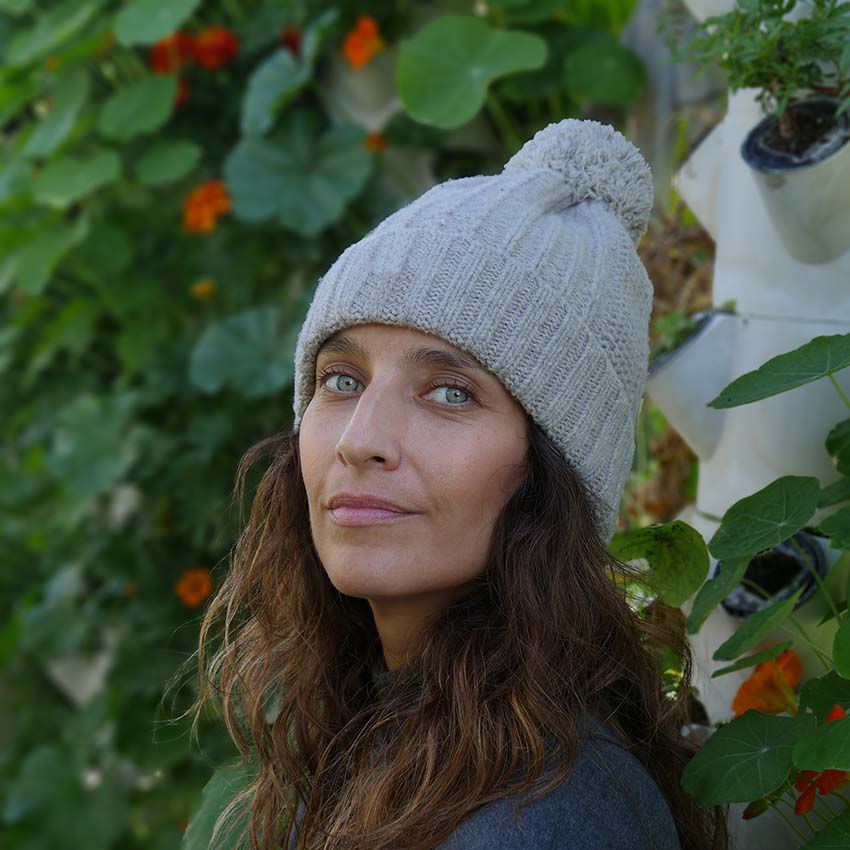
291,118,654,545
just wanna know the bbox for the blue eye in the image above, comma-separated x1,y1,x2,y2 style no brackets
316,368,476,406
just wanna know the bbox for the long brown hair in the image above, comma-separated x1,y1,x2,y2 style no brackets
183,418,729,850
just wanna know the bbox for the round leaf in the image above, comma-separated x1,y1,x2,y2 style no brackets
97,74,178,141
32,150,121,207
135,140,200,185
564,37,645,105
114,0,201,47
242,49,309,136
182,762,254,850
793,713,850,771
681,711,816,805
224,110,373,237
707,475,821,561
189,306,297,399
397,14,546,128
607,519,709,607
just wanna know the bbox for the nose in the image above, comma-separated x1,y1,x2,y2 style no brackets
334,376,404,468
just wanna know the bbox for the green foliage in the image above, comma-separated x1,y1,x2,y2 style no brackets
662,0,850,119
1,1,647,848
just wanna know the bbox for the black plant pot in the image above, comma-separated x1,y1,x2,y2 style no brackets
740,96,850,264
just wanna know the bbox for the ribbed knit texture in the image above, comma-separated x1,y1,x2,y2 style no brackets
291,119,655,544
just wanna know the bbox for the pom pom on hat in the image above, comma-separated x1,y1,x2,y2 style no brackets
502,118,654,246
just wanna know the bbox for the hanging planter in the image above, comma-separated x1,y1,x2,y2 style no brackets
741,95,850,263
662,0,850,263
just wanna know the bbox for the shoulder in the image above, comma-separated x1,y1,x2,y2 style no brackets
438,718,681,850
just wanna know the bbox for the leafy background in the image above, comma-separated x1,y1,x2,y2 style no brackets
0,1,716,848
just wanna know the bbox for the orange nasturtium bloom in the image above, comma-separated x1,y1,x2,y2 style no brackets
364,131,387,152
149,30,195,73
175,567,214,608
182,180,232,233
341,14,386,70
731,648,802,718
794,704,850,815
190,278,217,299
192,26,240,70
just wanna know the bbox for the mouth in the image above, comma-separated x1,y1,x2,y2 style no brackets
328,506,418,527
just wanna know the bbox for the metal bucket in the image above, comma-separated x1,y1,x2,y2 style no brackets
741,96,850,264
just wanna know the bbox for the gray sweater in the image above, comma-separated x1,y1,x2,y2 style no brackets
287,668,681,850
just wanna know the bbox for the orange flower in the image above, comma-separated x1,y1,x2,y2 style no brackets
280,24,301,57
341,14,386,70
190,278,217,299
182,180,231,233
150,31,195,74
175,567,213,608
192,26,239,70
794,704,850,816
175,76,190,108
365,131,387,152
731,648,802,718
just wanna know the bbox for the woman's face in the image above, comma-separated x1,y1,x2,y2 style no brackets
298,323,528,658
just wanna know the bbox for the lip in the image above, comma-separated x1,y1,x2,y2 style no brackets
326,492,418,527
328,506,418,527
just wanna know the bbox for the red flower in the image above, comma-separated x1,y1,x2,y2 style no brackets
341,14,386,70
150,31,195,74
192,26,239,70
280,24,301,57
794,704,850,816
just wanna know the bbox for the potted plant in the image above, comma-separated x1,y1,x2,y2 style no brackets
663,0,850,264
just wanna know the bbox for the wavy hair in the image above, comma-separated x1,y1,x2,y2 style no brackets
182,418,729,850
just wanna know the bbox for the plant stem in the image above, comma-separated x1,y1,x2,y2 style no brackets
788,535,844,625
829,373,850,408
772,796,814,840
485,90,522,155
779,619,833,672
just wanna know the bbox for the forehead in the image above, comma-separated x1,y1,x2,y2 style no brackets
316,325,488,374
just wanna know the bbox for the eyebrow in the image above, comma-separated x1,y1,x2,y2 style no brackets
316,333,487,375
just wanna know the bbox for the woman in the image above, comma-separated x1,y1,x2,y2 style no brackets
188,119,730,850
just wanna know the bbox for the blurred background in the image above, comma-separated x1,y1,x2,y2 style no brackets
0,1,723,848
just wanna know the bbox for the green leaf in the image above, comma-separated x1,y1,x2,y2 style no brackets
47,392,145,502
707,475,821,561
241,49,309,136
97,73,178,140
708,333,850,409
818,599,848,627
712,587,804,661
796,809,850,849
564,36,645,105
6,0,100,67
135,139,200,185
819,475,850,508
681,710,816,806
608,520,709,607
793,714,850,771
224,110,373,237
826,418,850,477
397,14,546,128
711,641,793,678
834,617,850,678
22,66,90,159
189,306,298,398
817,505,850,551
182,762,254,850
114,0,201,46
11,216,90,294
799,671,850,720
240,6,337,136
686,556,750,634
32,150,121,207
